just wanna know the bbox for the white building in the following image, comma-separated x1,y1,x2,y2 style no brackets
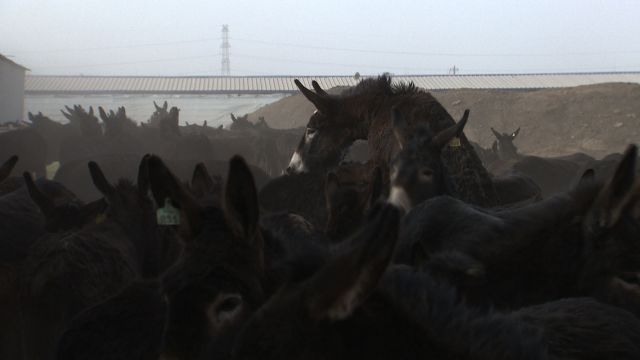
0,54,28,123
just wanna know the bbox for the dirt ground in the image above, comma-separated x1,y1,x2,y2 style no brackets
247,82,640,159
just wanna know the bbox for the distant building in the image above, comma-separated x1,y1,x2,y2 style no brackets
0,54,28,123
22,71,640,126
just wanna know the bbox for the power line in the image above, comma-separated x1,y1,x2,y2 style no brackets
35,54,221,70
9,34,640,58
232,52,443,72
7,38,219,54
232,37,640,57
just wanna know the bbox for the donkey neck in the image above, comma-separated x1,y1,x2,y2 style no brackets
340,95,387,140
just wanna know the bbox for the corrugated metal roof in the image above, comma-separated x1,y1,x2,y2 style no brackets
25,72,640,95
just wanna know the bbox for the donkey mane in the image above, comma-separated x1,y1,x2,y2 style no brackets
340,74,426,97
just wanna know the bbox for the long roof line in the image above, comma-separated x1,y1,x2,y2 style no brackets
25,71,640,94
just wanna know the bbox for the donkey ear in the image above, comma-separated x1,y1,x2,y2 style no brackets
88,106,94,117
491,140,498,153
491,127,501,139
88,161,116,200
311,80,329,96
163,101,168,111
295,79,332,114
191,162,216,198
432,109,469,149
578,168,595,186
224,156,259,240
512,128,520,139
23,172,55,216
61,110,73,121
368,166,384,209
98,107,109,122
0,155,18,183
148,155,203,241
391,108,409,149
592,145,638,228
137,154,151,196
306,203,400,321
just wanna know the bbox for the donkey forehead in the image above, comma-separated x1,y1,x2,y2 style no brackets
307,110,344,129
163,252,260,292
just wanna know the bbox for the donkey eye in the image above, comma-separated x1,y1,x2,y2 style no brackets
306,128,317,139
218,296,242,314
208,293,244,326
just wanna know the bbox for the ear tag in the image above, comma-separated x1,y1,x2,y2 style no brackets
95,213,107,224
449,137,461,148
157,198,180,226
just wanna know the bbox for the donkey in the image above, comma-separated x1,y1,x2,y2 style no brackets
60,105,103,138
99,106,139,138
147,102,181,137
0,174,86,360
21,156,159,360
148,100,169,127
486,127,596,198
286,75,497,207
397,145,640,315
489,127,594,167
490,127,520,161
147,155,327,359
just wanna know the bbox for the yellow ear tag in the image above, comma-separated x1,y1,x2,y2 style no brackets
449,137,461,148
95,213,107,224
157,198,180,226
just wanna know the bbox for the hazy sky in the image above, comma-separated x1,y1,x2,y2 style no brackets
1,0,639,76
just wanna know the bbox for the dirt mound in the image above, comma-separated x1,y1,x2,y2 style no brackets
247,82,640,159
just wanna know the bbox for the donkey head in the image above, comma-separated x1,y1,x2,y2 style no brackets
490,127,520,160
286,80,361,174
86,155,156,240
23,172,106,232
99,106,138,137
389,109,469,211
149,155,264,360
61,105,102,137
